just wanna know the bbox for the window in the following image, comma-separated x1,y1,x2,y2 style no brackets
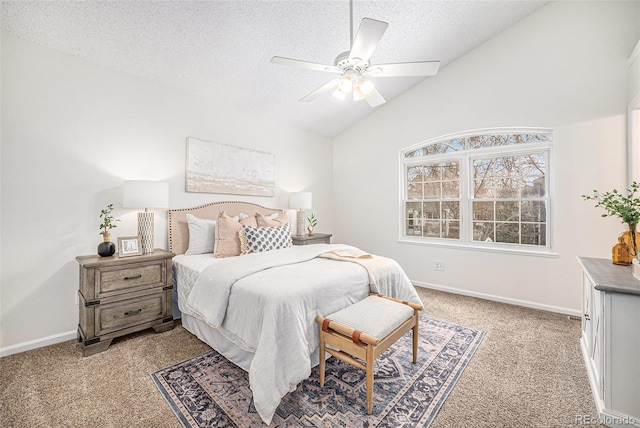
401,129,552,253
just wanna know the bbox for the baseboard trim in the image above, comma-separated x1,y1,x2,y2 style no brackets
1,283,580,357
0,330,77,358
413,280,582,318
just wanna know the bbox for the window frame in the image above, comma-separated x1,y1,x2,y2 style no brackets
399,128,556,257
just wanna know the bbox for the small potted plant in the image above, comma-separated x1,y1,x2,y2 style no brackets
98,203,121,257
582,181,640,259
307,213,317,236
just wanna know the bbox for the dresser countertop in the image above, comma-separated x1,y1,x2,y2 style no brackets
577,257,640,296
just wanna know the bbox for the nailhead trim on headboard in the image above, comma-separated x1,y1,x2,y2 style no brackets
167,201,284,255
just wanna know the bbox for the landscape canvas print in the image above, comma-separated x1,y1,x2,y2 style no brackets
186,138,275,196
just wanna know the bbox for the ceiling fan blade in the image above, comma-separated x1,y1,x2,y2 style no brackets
365,87,386,107
348,18,388,64
271,56,340,73
366,61,441,77
299,79,341,102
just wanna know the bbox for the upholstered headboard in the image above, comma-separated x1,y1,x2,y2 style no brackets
167,201,284,255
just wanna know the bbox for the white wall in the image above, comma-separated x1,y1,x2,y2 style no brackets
630,40,640,104
629,40,640,186
0,33,333,352
333,1,640,314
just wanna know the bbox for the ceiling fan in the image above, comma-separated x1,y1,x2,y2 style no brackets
270,1,440,108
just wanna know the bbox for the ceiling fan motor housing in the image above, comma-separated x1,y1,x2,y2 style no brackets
334,50,368,74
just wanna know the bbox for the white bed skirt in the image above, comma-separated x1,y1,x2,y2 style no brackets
181,312,322,373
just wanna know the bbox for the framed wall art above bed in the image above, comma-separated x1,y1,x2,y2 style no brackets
185,137,275,197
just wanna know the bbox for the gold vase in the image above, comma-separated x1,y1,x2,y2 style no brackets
612,236,632,265
620,223,640,257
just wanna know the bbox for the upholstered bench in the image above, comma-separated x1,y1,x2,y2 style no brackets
316,294,423,414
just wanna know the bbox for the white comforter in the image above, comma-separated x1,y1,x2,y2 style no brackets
182,244,421,425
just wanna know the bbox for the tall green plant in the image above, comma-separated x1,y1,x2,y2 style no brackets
99,203,121,235
582,182,640,225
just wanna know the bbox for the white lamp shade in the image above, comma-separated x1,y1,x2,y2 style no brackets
123,181,169,209
289,192,312,210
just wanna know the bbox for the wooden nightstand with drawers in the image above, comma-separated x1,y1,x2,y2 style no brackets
76,249,175,356
291,233,332,245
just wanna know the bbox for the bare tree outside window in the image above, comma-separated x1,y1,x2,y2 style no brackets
405,161,460,239
472,153,546,245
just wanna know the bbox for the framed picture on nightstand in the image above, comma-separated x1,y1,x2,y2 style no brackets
118,236,142,257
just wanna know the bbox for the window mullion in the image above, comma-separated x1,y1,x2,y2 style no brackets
460,153,471,245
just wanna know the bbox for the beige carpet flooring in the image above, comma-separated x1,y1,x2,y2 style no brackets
0,288,604,427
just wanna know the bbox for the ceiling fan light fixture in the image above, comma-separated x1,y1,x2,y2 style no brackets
353,86,365,102
332,89,347,100
359,78,375,95
338,76,353,93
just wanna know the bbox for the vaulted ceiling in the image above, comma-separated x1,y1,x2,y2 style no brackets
2,1,549,137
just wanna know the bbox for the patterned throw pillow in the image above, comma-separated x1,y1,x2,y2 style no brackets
240,223,292,254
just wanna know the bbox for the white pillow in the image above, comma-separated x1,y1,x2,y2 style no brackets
185,214,217,255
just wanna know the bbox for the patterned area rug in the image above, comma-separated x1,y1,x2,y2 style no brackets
152,316,484,427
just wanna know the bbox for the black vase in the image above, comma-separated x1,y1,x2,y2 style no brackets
98,240,116,257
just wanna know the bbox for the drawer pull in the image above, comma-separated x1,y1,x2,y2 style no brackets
124,274,142,280
124,308,142,316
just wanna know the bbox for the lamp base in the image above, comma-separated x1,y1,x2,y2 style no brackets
138,212,154,254
296,209,306,238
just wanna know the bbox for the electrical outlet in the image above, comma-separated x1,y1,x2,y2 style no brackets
434,261,444,271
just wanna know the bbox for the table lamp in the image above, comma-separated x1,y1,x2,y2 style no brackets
289,192,312,237
123,180,169,254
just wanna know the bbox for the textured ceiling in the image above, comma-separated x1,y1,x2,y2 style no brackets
1,0,549,138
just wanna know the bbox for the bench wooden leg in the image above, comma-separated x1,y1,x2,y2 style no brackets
319,329,326,387
366,343,374,414
412,310,419,363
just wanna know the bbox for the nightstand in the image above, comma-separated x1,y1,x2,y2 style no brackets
291,233,332,245
76,249,175,356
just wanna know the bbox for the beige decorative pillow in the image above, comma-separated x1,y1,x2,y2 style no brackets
214,211,258,258
256,211,289,227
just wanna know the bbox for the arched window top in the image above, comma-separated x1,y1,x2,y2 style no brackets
403,130,551,158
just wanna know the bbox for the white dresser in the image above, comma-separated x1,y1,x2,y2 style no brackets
577,257,640,428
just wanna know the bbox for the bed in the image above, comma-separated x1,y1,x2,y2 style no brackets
167,201,422,425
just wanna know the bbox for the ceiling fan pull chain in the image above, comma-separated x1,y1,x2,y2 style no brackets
349,0,354,47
